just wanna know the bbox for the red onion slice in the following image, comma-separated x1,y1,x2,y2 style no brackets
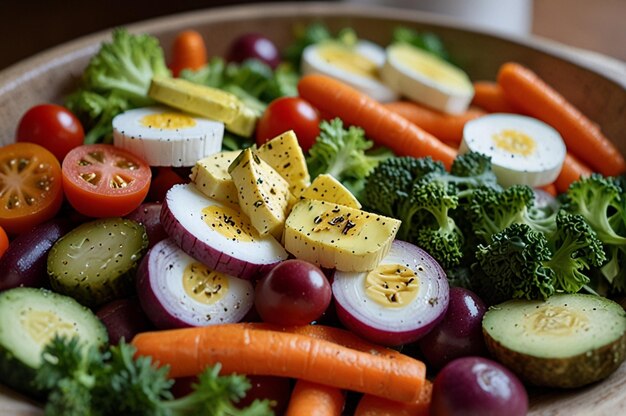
160,183,288,280
137,238,254,329
332,240,449,346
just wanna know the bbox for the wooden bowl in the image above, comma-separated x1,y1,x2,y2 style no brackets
0,3,625,415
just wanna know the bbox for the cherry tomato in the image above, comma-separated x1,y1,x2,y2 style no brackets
0,226,8,259
62,144,151,218
16,104,85,162
256,97,320,152
0,142,64,235
254,259,331,326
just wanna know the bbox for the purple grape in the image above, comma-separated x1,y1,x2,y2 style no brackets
418,287,488,369
431,356,528,416
227,33,280,69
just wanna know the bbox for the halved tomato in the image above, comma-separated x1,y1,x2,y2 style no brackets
0,142,64,235
62,144,151,218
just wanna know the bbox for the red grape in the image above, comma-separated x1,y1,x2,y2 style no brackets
254,259,331,326
431,357,528,416
418,287,488,369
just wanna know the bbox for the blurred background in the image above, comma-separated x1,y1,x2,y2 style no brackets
0,0,624,70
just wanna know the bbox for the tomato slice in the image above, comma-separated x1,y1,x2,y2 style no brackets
0,142,64,235
62,144,151,218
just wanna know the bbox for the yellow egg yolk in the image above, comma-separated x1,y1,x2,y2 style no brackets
365,263,419,307
182,262,229,305
492,129,537,156
317,43,379,79
141,112,196,130
201,205,259,242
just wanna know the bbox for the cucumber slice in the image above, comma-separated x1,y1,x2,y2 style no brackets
0,287,107,395
483,294,626,388
48,217,148,307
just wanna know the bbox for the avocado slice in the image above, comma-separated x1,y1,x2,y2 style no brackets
482,294,626,388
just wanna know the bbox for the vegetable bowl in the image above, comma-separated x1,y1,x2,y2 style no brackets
0,2,625,415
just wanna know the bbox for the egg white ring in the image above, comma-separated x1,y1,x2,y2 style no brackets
166,183,288,265
147,238,254,326
113,106,224,167
461,113,567,187
381,47,473,114
302,41,399,102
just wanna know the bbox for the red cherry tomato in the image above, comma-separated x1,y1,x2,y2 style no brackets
256,97,320,152
16,104,85,162
62,144,151,218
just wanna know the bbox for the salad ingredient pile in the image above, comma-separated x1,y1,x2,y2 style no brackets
1,20,626,416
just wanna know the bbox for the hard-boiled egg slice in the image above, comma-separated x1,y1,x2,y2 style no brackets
302,40,399,102
380,43,473,114
113,106,223,167
460,114,566,187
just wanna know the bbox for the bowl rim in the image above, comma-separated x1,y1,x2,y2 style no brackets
1,1,625,98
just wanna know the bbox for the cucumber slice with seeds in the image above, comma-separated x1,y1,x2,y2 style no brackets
47,217,148,307
0,287,107,395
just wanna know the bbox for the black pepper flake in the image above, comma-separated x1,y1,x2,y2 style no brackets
342,220,356,234
313,216,323,224
254,200,264,208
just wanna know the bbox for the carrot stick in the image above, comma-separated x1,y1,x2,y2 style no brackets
354,380,432,416
131,324,427,403
285,380,345,416
384,101,486,144
297,74,457,170
497,62,625,177
170,30,207,77
471,81,521,114
555,152,593,193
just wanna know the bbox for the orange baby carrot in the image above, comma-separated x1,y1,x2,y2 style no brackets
384,101,486,144
285,380,345,416
297,74,457,170
497,62,625,177
471,81,521,114
170,30,207,77
132,323,427,403
555,152,593,193
354,380,432,416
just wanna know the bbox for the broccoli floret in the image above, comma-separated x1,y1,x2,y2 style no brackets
472,213,606,305
361,155,444,226
468,185,556,244
362,156,465,268
561,174,626,246
66,28,170,143
546,211,606,293
411,180,464,269
472,223,555,304
446,151,501,196
561,174,626,290
306,118,394,196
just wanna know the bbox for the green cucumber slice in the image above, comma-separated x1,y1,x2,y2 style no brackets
0,287,107,395
47,217,148,307
483,293,626,388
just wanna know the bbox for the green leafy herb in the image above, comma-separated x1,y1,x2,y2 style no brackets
306,118,393,198
36,336,274,416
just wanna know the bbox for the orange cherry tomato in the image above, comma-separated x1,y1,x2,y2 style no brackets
62,144,151,218
0,142,64,235
0,226,8,259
